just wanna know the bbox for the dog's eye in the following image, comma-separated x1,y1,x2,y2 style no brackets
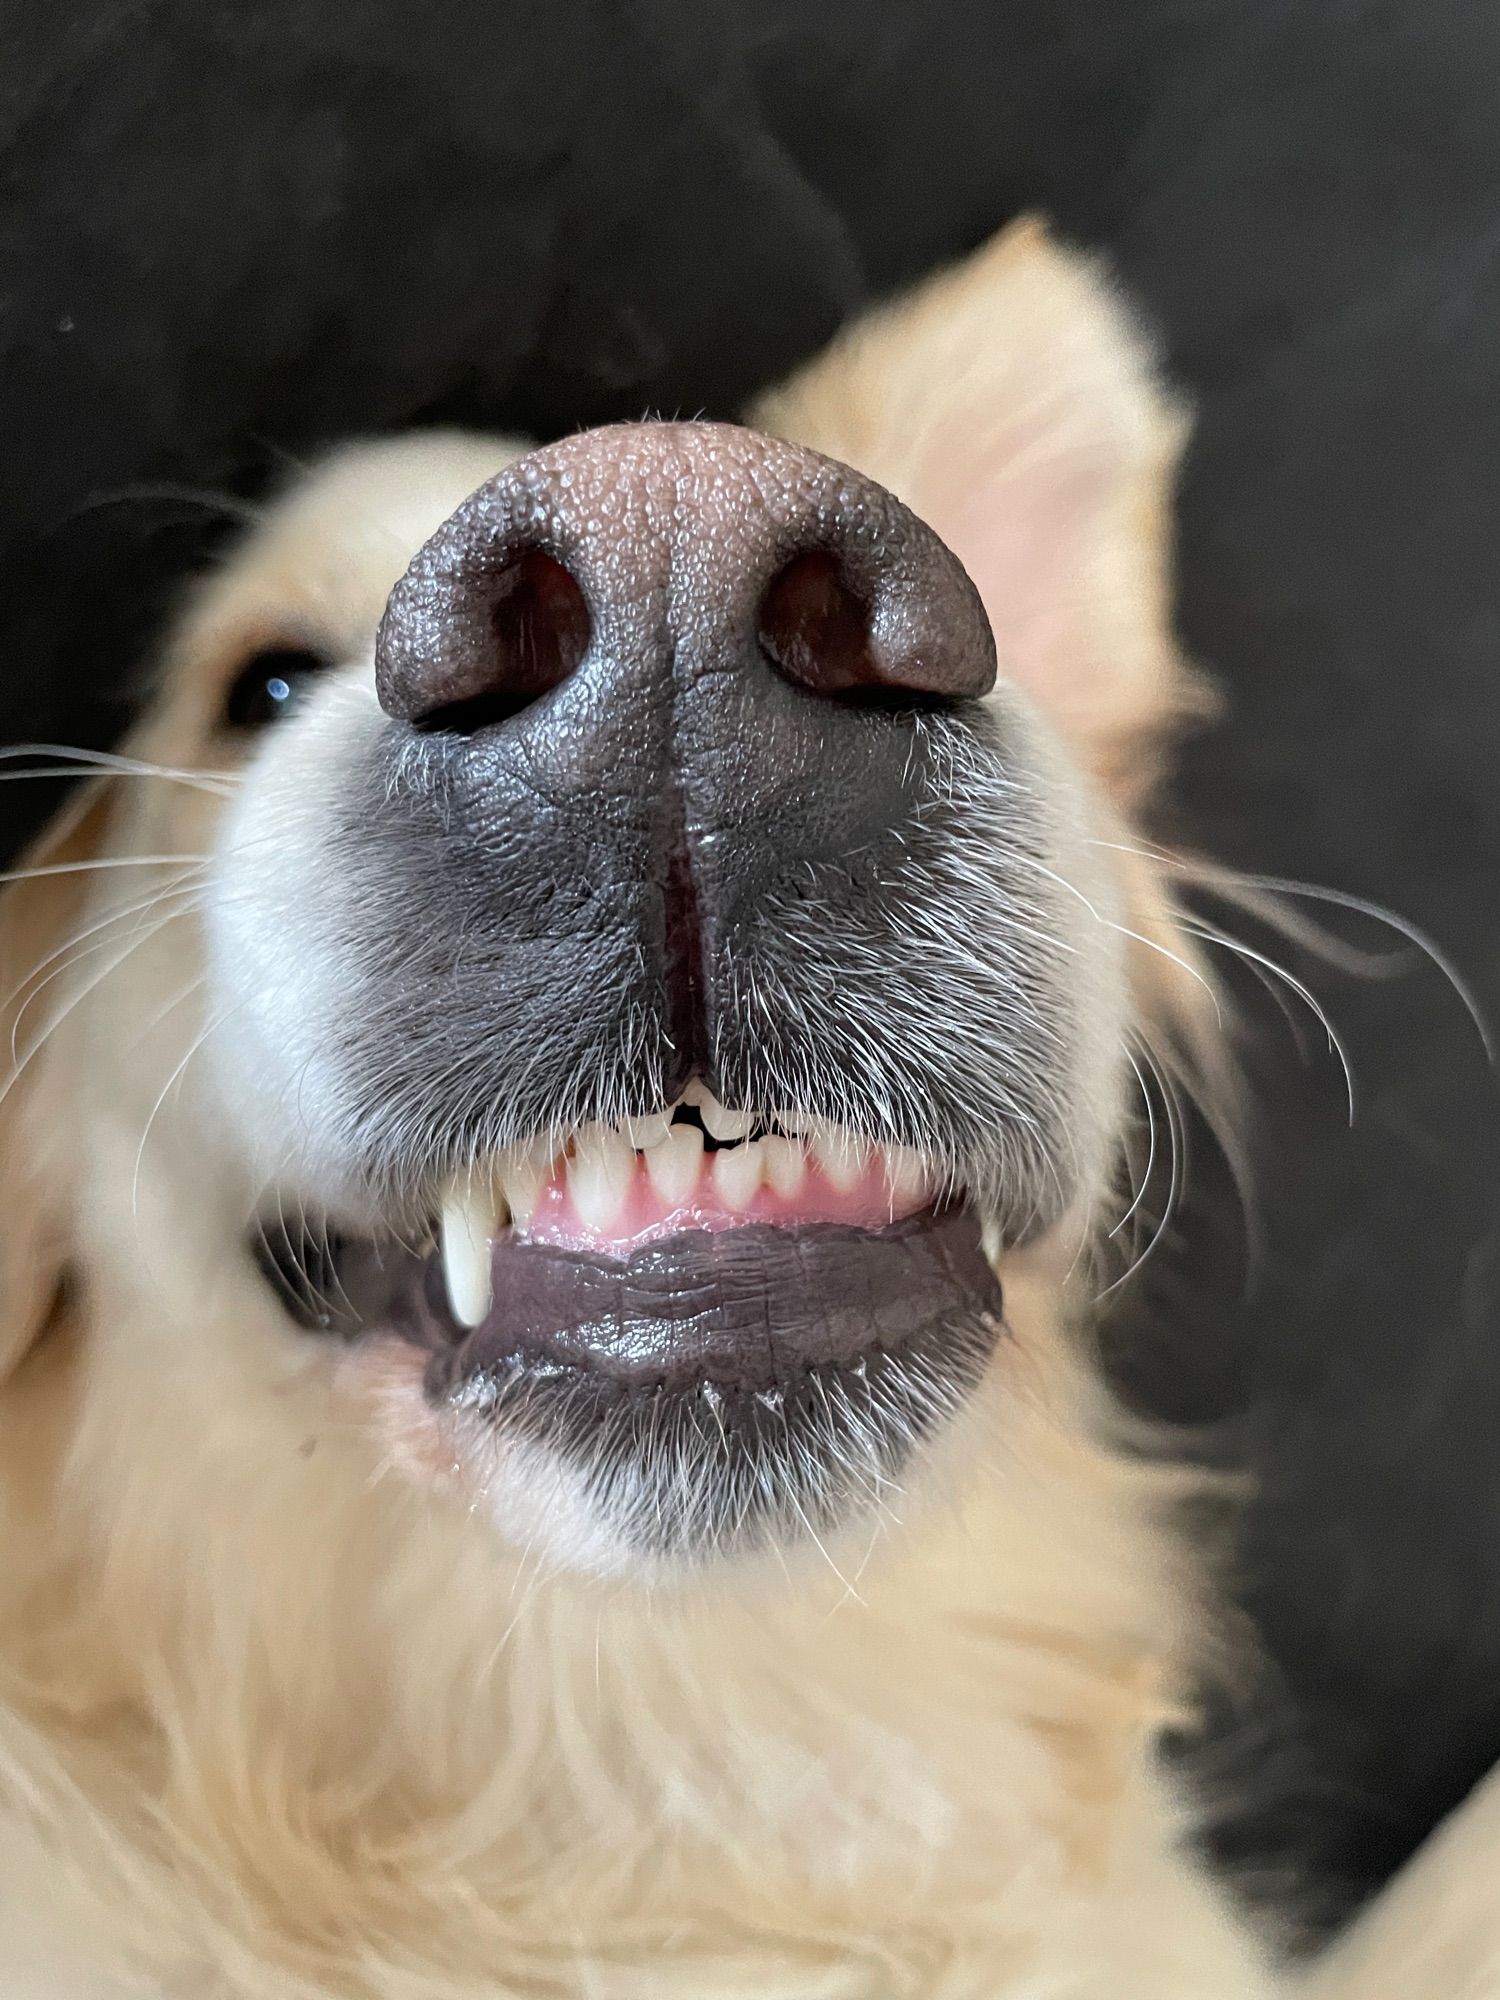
223,646,329,729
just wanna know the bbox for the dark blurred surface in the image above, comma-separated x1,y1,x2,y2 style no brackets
4,0,1500,1942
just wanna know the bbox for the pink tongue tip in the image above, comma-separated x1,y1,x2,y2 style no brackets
520,1146,931,1254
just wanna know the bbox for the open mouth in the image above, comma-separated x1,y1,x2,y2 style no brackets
255,1086,1005,1557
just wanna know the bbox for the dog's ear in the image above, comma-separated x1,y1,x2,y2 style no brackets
752,218,1201,805
0,781,117,1378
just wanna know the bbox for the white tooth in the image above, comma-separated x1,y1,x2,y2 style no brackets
698,1095,754,1144
886,1146,932,1208
646,1122,703,1209
815,1127,869,1195
760,1135,806,1200
498,1147,549,1231
623,1110,672,1151
713,1140,764,1211
440,1173,500,1328
773,1107,815,1137
567,1128,634,1233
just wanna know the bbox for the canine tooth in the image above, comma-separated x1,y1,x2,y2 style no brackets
760,1135,806,1199
439,1175,500,1328
567,1130,634,1233
647,1122,703,1209
623,1110,672,1151
698,1096,754,1143
815,1128,869,1195
886,1146,932,1207
713,1139,764,1211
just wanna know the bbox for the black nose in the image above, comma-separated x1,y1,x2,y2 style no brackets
375,421,996,729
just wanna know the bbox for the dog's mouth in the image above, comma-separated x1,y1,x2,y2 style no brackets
254,1086,1005,1557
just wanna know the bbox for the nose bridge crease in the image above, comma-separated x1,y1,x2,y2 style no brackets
656,435,715,1096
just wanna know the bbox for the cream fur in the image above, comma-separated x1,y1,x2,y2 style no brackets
0,221,1490,1999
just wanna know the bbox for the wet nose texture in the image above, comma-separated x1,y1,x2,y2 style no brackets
372,421,997,1102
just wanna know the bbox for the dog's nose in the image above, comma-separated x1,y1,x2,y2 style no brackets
375,421,996,728
371,422,1000,1101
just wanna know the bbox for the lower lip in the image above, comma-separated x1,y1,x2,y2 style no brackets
397,1206,1003,1398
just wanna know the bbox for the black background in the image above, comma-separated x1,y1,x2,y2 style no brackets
4,0,1500,1942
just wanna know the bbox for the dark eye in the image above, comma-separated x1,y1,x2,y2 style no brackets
223,646,329,729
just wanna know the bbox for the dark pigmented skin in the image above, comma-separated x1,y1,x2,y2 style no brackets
370,421,1000,1103
398,1206,1003,1394
387,1206,1005,1557
376,420,997,722
261,1206,1005,1558
325,421,1080,1236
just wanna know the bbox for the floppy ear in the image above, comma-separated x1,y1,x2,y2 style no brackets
752,218,1202,804
0,781,117,1379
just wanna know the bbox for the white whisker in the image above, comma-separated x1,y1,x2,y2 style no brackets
0,742,237,795
1110,1044,1159,1242
0,853,208,885
1091,836,1494,1065
1,898,201,1107
131,1001,243,1217
1179,917,1356,1126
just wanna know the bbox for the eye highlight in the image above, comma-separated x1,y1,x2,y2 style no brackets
223,646,330,729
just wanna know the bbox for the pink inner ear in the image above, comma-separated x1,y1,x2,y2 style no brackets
916,419,1120,715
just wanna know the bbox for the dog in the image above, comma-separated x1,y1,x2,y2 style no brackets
1,217,1497,1998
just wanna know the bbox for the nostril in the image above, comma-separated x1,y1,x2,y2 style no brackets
757,543,988,708
490,549,591,698
409,548,591,735
758,550,886,700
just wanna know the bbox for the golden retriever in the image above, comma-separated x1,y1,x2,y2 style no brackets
1,218,1497,1998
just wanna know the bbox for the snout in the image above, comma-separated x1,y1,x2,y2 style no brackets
370,421,997,1103
210,420,1121,1563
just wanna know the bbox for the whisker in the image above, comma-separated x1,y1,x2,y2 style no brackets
0,766,235,798
2,863,207,1030
1096,1031,1185,1299
10,882,206,1057
131,1001,243,1217
128,970,208,1052
1178,917,1356,1125
1013,852,1223,1025
0,744,237,795
1110,1044,1159,1242
0,853,209,885
67,481,260,527
1,903,198,1106
1091,836,1494,1065
1203,866,1493,1066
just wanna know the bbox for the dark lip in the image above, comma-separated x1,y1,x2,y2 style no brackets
393,1206,1001,1408
255,1204,1005,1557
255,1205,1003,1390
